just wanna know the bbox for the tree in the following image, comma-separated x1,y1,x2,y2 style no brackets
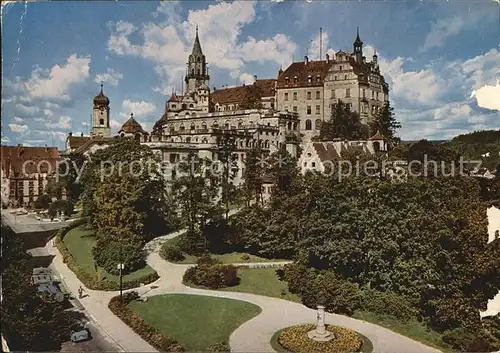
57,152,87,204
80,138,175,236
1,225,84,351
369,101,401,144
215,132,239,219
171,152,221,254
320,101,367,140
242,147,265,206
266,145,300,197
239,83,263,110
34,193,51,209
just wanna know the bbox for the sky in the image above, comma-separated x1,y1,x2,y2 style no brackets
1,0,499,150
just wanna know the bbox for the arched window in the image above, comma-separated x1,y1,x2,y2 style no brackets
305,119,312,131
189,104,194,108
190,123,195,131
197,57,200,62
293,122,298,131
315,119,322,130
202,123,207,130
180,124,185,132
186,137,191,143
99,118,104,125
373,141,381,152
170,125,175,134
287,122,292,130
202,138,208,144
213,122,219,129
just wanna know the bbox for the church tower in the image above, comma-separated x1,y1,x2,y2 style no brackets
185,26,209,94
92,83,111,137
353,27,363,64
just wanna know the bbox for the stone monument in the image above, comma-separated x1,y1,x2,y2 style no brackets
307,305,334,341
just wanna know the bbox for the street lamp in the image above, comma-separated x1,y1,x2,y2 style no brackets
117,262,125,305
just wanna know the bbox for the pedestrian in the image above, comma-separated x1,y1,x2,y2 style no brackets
78,286,84,299
495,230,499,240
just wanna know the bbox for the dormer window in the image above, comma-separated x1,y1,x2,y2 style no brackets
294,76,298,83
316,75,321,82
308,75,312,83
285,77,289,84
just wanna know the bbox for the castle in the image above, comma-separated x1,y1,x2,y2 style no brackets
66,27,389,185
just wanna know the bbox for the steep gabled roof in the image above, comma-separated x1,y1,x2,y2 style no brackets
276,60,333,88
119,114,148,134
74,136,115,154
1,145,60,177
312,142,341,162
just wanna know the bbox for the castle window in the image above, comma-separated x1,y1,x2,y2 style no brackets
372,91,375,99
315,119,321,130
186,137,191,143
376,92,379,101
305,119,312,130
99,118,104,125
344,75,348,80
293,106,297,112
285,77,289,84
284,92,289,101
312,162,316,168
339,66,342,71
331,89,335,99
202,123,207,130
190,123,195,131
363,89,366,98
334,75,337,81
308,76,312,83
345,88,350,98
307,91,311,100
293,92,297,100
189,104,194,108
307,106,311,115
315,105,320,115
197,57,200,62
191,69,195,75
294,76,298,83
171,104,177,109
316,91,320,99
316,75,321,82
180,125,185,132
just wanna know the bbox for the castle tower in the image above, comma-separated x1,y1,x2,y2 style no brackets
353,27,363,64
92,83,111,137
185,26,210,94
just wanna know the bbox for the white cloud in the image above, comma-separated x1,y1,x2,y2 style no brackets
121,99,157,118
107,1,297,93
95,68,124,87
471,80,500,111
25,54,91,100
9,123,28,133
15,103,40,114
239,73,255,85
45,116,72,130
44,109,54,116
13,117,24,123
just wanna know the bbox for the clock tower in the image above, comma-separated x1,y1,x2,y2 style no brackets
92,83,111,137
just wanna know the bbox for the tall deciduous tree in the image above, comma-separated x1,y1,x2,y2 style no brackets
369,101,401,143
215,132,239,218
242,147,265,206
320,101,368,140
1,225,84,350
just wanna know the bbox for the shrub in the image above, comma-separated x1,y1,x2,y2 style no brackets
48,200,74,218
278,324,362,353
108,292,184,352
280,263,309,294
206,341,230,352
34,194,51,210
300,270,361,316
182,229,206,255
160,244,185,262
183,262,239,289
360,289,418,321
92,239,145,275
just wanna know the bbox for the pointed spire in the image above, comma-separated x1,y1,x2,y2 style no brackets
100,81,104,93
354,26,362,45
191,25,203,56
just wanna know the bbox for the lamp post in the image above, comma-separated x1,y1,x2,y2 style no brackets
117,262,124,304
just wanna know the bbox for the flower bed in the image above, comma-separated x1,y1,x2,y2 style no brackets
277,324,362,353
55,219,159,291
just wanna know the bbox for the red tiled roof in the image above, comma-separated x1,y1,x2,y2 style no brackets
119,116,148,134
74,136,115,154
211,79,276,105
168,94,180,103
1,145,60,178
277,60,333,88
67,136,91,150
369,130,386,140
312,142,341,162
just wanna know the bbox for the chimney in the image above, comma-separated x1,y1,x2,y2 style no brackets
304,56,309,65
326,53,330,63
68,132,72,137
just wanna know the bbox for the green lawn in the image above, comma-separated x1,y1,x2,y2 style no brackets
163,236,288,264
212,267,449,352
220,268,301,303
129,294,261,351
352,311,450,351
63,225,156,283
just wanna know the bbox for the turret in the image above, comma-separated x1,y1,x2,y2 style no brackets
353,27,363,64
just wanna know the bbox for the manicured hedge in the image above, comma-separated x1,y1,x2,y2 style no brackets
55,219,159,291
108,291,184,352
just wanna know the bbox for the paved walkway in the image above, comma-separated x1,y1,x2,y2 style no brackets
48,216,441,353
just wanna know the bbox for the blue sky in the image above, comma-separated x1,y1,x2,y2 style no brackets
2,0,499,149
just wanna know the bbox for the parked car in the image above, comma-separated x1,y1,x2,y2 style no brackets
70,328,91,343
